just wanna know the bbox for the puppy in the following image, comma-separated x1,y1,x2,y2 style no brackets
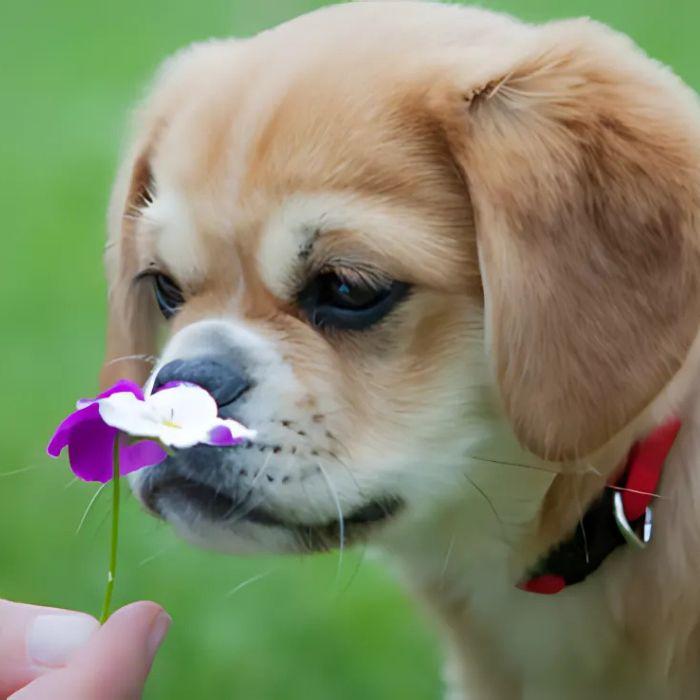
102,3,700,697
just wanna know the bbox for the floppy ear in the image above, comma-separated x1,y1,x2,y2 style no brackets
100,147,159,389
437,20,700,461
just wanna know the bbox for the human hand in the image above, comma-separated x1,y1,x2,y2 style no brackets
0,599,170,700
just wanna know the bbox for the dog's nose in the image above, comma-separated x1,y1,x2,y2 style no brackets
152,357,252,408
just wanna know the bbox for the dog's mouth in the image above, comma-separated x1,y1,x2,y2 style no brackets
142,473,404,551
246,495,404,551
143,474,238,521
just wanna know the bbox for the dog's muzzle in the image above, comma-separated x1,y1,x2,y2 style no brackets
137,354,253,521
135,353,404,550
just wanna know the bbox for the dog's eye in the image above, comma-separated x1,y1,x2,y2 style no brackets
152,274,184,319
299,272,409,330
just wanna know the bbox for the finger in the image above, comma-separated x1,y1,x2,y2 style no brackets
0,599,99,698
9,602,170,700
71,602,170,694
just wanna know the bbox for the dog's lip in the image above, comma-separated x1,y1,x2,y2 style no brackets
142,473,236,521
244,496,404,529
142,472,403,535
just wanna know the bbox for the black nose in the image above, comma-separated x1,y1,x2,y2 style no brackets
152,357,252,408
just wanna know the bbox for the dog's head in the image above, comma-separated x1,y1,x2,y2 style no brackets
102,3,700,555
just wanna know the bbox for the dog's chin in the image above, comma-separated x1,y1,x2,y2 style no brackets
134,468,404,555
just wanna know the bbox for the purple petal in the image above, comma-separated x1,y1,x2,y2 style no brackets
207,425,244,447
47,403,101,458
48,379,152,483
97,379,145,401
75,379,145,411
67,417,119,482
120,440,168,475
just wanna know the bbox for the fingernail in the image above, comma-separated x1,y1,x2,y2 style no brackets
27,613,99,668
147,611,171,658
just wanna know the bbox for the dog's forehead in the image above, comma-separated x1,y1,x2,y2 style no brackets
141,6,487,293
153,48,445,203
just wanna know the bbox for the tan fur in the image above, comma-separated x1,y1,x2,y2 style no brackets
434,21,700,461
102,3,700,697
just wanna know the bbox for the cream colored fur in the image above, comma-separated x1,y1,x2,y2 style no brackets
102,3,700,697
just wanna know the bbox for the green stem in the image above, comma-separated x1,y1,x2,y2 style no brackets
99,436,121,624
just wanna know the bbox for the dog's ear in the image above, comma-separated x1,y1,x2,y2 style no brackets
101,147,158,389
435,20,700,461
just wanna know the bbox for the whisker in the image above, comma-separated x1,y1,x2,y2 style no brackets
468,454,565,475
464,474,508,542
440,533,456,583
469,454,600,477
63,476,79,490
317,463,345,584
105,354,158,368
227,452,275,523
138,544,177,567
224,569,276,598
249,451,274,489
322,428,352,457
226,489,266,526
298,474,328,525
0,465,39,478
326,451,365,497
76,483,109,534
337,543,368,598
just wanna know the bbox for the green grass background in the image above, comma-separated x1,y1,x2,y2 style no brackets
1,1,698,697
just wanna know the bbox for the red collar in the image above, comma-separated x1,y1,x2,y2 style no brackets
519,417,682,595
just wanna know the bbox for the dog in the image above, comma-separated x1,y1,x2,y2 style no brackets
101,2,700,697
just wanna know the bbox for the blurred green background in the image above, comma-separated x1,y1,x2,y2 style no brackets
0,1,697,697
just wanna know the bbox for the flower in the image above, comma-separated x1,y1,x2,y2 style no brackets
47,379,255,482
96,382,255,449
47,379,256,624
47,380,164,482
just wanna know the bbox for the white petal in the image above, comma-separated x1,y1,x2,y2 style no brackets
157,424,209,449
147,384,219,431
98,393,161,437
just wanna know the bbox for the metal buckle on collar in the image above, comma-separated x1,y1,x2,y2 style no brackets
613,491,653,550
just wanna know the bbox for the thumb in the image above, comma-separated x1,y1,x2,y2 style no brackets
10,602,170,700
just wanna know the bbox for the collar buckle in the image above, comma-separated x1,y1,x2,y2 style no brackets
613,491,653,549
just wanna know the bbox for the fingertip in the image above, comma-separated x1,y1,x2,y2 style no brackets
42,600,173,698
27,612,99,669
105,600,170,642
102,600,164,627
98,601,171,662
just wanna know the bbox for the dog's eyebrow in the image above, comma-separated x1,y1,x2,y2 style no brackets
257,192,466,299
133,185,206,284
297,227,321,262
257,195,374,298
124,155,157,221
